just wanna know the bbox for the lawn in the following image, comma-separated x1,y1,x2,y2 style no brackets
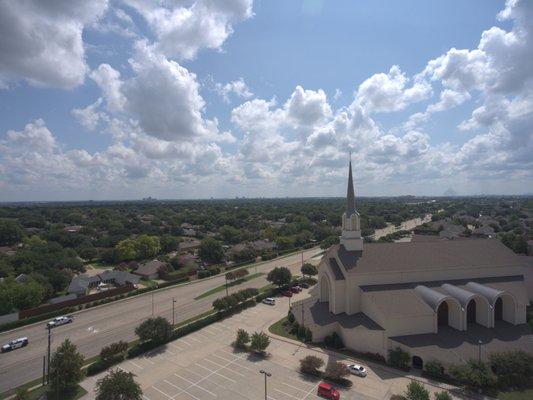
3,385,87,400
194,272,264,299
498,387,533,400
268,316,299,341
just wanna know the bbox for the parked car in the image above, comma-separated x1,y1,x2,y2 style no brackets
2,337,29,353
290,285,302,293
262,297,276,305
300,282,310,289
347,363,367,377
282,290,293,297
47,316,73,328
317,382,340,399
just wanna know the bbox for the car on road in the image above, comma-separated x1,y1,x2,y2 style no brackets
47,315,73,328
317,382,340,399
1,337,29,353
282,290,293,297
262,297,276,305
347,363,367,377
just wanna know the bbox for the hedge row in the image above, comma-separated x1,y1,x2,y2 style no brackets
198,267,221,279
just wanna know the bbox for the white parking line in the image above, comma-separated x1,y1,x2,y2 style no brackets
186,369,227,388
174,373,217,397
142,395,152,400
162,379,201,400
169,343,184,351
179,339,193,346
128,360,143,369
188,336,202,343
142,357,155,365
280,382,309,393
190,354,248,391
152,385,172,399
274,388,301,400
193,332,211,340
211,353,253,371
203,358,246,377
301,382,320,399
195,363,237,383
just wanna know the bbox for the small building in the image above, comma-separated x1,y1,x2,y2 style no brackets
179,238,201,252
67,270,140,296
134,260,167,279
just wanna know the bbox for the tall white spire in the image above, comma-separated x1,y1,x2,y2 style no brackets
340,159,363,251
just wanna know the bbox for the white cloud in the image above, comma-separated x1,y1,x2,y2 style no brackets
215,78,253,103
0,0,108,89
124,0,253,60
90,64,126,112
71,98,105,131
284,86,332,127
355,65,432,113
4,119,56,153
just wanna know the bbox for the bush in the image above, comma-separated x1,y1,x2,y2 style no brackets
424,360,446,380
100,340,128,365
135,317,173,344
287,311,295,324
324,332,344,349
449,360,497,391
324,361,350,381
304,327,312,342
235,329,250,349
87,358,109,376
404,381,429,400
388,347,410,370
250,331,270,355
300,355,324,375
434,392,452,400
489,351,533,388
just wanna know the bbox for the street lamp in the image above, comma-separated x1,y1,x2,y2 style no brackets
259,370,271,400
172,298,177,326
46,324,52,384
478,339,482,363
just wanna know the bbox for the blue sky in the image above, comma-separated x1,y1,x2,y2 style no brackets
0,0,531,201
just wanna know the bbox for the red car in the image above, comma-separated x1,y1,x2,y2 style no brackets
290,286,302,293
282,290,293,297
317,382,340,399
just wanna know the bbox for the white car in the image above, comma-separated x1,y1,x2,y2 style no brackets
1,337,28,353
347,363,367,377
47,315,73,328
262,297,276,305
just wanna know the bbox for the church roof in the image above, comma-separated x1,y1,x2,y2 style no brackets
327,257,345,280
346,160,356,217
334,239,530,273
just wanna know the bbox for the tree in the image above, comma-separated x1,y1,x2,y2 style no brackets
234,268,249,279
160,235,179,253
320,235,339,250
235,329,250,349
489,351,533,388
213,297,229,312
434,392,452,400
388,347,410,370
267,267,292,287
135,235,161,259
301,263,318,277
324,361,350,381
96,369,143,400
199,238,224,263
100,341,129,365
300,355,324,375
116,239,137,261
49,339,84,394
135,317,172,344
250,331,270,354
449,360,497,391
404,381,430,400
0,219,23,246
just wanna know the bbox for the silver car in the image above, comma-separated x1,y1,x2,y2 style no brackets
2,337,29,353
47,315,73,328
347,363,367,377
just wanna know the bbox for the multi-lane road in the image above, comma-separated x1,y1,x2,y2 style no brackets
0,248,321,394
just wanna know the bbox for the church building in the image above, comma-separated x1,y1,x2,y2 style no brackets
293,162,533,367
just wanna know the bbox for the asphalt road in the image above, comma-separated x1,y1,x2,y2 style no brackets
0,248,321,394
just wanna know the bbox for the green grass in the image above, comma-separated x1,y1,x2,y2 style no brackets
174,309,217,329
268,316,298,341
498,387,533,400
140,279,159,288
194,272,264,300
1,384,87,400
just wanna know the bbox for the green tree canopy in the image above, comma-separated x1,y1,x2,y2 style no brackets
199,237,224,263
0,219,23,246
49,339,85,394
96,369,143,400
301,263,318,277
267,267,292,287
250,331,270,354
135,317,172,344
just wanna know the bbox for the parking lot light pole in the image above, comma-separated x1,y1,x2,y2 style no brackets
172,298,176,326
46,325,52,384
478,339,482,363
259,370,271,400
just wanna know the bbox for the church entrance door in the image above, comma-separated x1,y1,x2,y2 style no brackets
467,299,477,324
437,301,448,326
495,297,503,321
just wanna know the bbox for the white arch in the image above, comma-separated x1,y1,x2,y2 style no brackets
435,297,463,331
494,293,517,325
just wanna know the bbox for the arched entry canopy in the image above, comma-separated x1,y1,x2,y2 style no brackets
415,285,463,331
466,282,517,325
320,274,331,304
441,284,491,327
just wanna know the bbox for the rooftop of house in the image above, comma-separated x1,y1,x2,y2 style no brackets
135,260,166,276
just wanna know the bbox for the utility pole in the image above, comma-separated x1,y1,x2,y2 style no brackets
42,356,46,386
225,275,229,297
151,293,154,316
172,298,176,326
478,339,482,363
46,325,51,384
259,370,271,400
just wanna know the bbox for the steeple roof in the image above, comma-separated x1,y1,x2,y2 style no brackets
346,160,356,216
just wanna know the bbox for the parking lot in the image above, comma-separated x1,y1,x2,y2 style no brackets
80,294,451,400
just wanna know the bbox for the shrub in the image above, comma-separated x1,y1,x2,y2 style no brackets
434,392,452,400
250,331,270,355
300,355,324,375
388,347,410,370
404,381,429,400
324,361,350,381
449,360,497,391
489,351,533,388
235,329,250,349
135,317,172,344
87,358,109,376
287,311,295,324
100,341,128,365
424,360,446,380
304,327,312,342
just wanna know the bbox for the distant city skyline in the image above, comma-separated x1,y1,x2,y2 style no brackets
0,0,532,201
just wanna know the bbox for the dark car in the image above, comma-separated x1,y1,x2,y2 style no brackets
300,282,310,288
282,290,293,297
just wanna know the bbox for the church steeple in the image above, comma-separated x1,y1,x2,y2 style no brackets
340,159,363,251
346,160,356,217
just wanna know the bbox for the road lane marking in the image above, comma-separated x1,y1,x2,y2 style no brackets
174,373,217,397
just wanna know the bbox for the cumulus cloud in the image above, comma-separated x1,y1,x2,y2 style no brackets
71,99,105,131
124,0,253,60
215,78,253,103
355,65,432,113
0,0,108,89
